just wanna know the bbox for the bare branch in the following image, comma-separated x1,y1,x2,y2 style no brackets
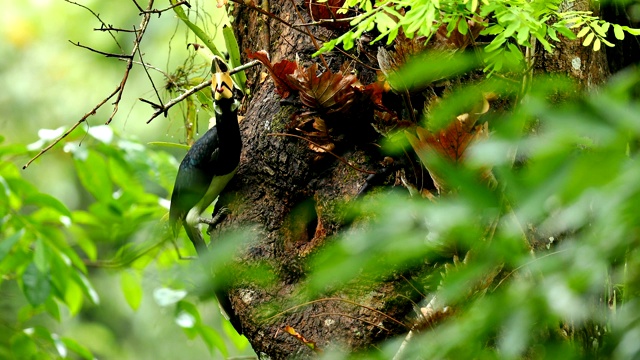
23,86,121,169
25,0,159,168
143,60,261,124
292,16,360,28
135,25,163,108
69,40,132,58
130,0,145,13
106,0,155,125
287,0,328,68
64,0,125,52
140,0,191,15
94,24,140,33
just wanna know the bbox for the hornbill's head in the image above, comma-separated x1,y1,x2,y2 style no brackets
211,56,234,101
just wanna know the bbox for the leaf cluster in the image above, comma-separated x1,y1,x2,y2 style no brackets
315,0,640,74
309,66,640,358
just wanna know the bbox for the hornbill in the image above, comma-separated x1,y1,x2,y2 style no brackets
169,56,244,334
169,56,242,254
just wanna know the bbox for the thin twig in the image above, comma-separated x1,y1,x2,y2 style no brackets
130,0,145,13
94,24,140,33
228,0,375,71
310,312,391,332
492,248,570,291
65,0,125,52
23,86,121,169
135,25,163,107
228,0,295,31
265,297,408,329
106,0,155,125
143,60,261,123
293,15,360,28
140,0,191,15
25,0,156,168
69,41,133,58
268,133,376,174
288,0,328,68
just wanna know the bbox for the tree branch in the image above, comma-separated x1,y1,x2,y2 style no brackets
143,60,261,123
23,86,121,169
139,0,191,15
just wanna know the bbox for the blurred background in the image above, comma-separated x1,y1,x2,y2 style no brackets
1,1,254,358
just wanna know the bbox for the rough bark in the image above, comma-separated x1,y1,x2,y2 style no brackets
535,1,611,88
208,0,622,358
212,1,417,358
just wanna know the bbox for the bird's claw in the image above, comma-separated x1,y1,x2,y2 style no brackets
200,207,231,234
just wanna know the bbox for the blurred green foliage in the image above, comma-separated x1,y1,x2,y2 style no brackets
310,66,640,358
0,1,252,359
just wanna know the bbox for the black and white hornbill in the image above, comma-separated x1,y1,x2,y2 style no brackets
169,56,242,255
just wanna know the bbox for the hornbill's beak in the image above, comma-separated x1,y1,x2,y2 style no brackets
211,56,234,101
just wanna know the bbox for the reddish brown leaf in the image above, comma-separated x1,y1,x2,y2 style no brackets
304,0,351,30
358,77,396,114
287,63,357,113
406,105,490,193
247,50,298,98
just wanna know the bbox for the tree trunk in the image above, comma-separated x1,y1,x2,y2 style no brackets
210,0,622,357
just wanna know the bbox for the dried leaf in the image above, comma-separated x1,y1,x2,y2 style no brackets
247,50,298,98
406,104,490,193
287,63,357,113
309,141,335,153
290,113,332,146
284,326,322,353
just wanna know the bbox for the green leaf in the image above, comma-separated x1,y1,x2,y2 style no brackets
10,332,37,358
576,26,590,38
23,193,71,217
583,32,595,46
62,337,94,360
593,38,601,51
458,17,469,35
470,0,478,12
516,26,529,45
613,24,625,40
389,52,480,91
73,272,100,305
547,27,559,42
556,25,577,40
74,150,112,202
223,24,247,94
44,298,61,322
485,33,507,53
503,21,519,38
33,238,50,272
120,271,143,310
0,229,24,262
622,26,640,35
481,24,504,36
64,280,84,316
22,262,51,306
199,326,228,356
171,0,223,58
